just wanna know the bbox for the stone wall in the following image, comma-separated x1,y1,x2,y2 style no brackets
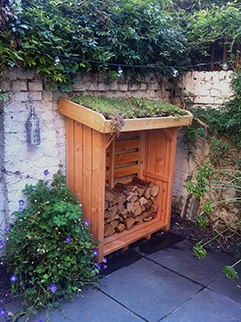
0,68,233,250
181,70,233,107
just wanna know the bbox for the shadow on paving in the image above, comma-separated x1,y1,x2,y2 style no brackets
1,232,241,322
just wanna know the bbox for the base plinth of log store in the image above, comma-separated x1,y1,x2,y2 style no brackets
58,98,193,262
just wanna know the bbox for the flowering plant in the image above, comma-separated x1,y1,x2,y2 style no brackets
3,167,101,319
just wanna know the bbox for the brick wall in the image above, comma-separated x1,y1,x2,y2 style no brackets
0,68,233,250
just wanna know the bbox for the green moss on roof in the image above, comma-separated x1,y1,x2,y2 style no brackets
71,95,185,120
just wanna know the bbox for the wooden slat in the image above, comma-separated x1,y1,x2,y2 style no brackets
103,219,167,256
108,139,115,188
161,132,171,225
115,139,139,152
106,133,116,149
66,118,75,193
113,175,136,184
142,170,169,183
106,164,138,180
82,125,92,225
155,130,167,221
164,128,178,229
162,128,174,141
118,131,139,138
111,114,193,133
146,130,158,175
91,129,106,262
138,131,148,178
106,152,139,167
114,152,139,165
74,122,83,203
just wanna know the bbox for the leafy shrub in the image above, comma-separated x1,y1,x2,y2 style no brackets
3,167,101,317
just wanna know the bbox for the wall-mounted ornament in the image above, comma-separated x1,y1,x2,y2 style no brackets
26,107,40,146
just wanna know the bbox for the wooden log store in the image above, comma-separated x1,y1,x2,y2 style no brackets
58,98,193,262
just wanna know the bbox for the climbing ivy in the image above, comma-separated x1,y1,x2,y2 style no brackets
0,0,241,91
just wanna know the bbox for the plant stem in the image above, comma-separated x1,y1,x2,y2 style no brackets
231,258,241,268
202,221,241,247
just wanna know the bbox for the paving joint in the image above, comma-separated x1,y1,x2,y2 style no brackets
99,288,150,322
143,255,205,287
157,286,206,322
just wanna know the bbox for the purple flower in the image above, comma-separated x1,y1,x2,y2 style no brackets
65,237,71,243
0,241,3,247
93,250,98,257
38,320,44,322
84,219,89,226
4,226,11,232
96,263,101,270
19,207,23,214
102,257,107,263
49,284,57,292
0,309,5,316
76,195,78,199
103,265,108,269
19,199,25,206
10,275,17,282
44,169,49,176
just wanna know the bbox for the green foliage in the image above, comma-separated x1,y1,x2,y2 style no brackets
2,0,240,92
186,2,241,66
195,214,209,228
0,0,189,91
4,168,101,318
193,241,207,259
186,164,212,199
223,265,239,279
192,223,241,278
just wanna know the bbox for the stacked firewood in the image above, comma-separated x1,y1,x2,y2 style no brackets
104,177,159,237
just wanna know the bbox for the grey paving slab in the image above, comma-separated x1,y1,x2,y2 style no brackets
100,257,202,322
16,287,144,322
208,261,241,305
162,288,241,322
147,239,235,285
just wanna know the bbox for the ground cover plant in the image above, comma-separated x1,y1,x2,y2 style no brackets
72,95,186,133
0,167,103,321
72,95,185,119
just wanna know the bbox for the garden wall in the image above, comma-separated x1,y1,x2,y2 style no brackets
0,68,233,252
